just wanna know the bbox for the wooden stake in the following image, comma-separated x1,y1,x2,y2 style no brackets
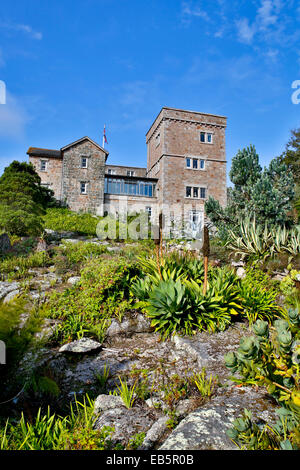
202,225,210,296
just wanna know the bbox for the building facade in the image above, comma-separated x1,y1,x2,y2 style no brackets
28,107,227,233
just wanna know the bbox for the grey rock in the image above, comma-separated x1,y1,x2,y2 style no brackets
94,406,158,446
3,289,20,304
35,239,47,252
0,281,20,301
94,394,124,413
176,399,195,419
231,260,245,268
106,314,152,338
159,387,276,450
67,276,81,286
59,337,102,354
138,416,169,450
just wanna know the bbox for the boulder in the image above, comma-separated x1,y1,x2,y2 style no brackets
59,337,102,354
138,416,169,450
0,281,20,301
106,314,152,338
94,394,124,413
159,386,276,450
67,276,81,286
94,405,160,447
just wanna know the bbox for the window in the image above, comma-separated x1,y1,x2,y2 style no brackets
200,187,206,199
186,157,205,170
186,186,192,198
80,182,87,194
156,133,161,147
185,185,207,199
81,157,88,168
40,160,47,171
127,170,135,177
104,178,155,197
200,132,213,144
146,206,152,218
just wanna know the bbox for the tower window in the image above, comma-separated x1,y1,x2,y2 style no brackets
80,182,87,194
186,186,192,198
200,132,213,144
81,157,88,168
127,170,134,177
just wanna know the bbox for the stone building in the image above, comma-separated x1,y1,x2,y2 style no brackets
27,107,227,234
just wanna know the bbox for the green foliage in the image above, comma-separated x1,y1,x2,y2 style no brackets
225,311,300,449
0,395,115,450
0,161,54,236
142,266,243,338
0,251,51,280
190,368,218,397
41,257,139,344
43,208,102,236
0,299,44,403
238,279,283,325
205,146,295,242
226,218,300,261
114,376,137,409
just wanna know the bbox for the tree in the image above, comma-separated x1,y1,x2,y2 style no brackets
0,161,54,236
279,128,300,182
205,146,295,241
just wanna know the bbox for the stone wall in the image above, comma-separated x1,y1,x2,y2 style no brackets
61,139,106,215
105,165,147,177
30,156,63,200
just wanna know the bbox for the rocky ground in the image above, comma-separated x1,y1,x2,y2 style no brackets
0,231,280,450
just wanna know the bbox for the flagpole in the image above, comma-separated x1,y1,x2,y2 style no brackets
102,125,106,149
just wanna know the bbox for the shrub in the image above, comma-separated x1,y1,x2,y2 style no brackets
43,208,101,236
225,311,300,449
238,280,283,325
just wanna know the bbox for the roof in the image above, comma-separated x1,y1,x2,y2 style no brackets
27,147,62,158
27,136,109,160
61,136,109,156
146,106,227,138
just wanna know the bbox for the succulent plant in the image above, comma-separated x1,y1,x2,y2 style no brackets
252,319,269,339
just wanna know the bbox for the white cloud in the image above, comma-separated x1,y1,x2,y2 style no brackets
181,1,210,23
0,21,42,40
236,18,256,44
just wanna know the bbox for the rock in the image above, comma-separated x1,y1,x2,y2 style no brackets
94,394,124,413
106,246,121,252
94,405,159,447
67,276,81,286
0,233,11,254
176,399,195,419
106,314,152,338
3,289,20,304
159,387,276,450
0,281,20,301
231,260,245,268
138,416,169,450
236,267,246,279
59,337,102,354
61,239,81,244
44,229,79,241
35,239,47,252
35,319,61,340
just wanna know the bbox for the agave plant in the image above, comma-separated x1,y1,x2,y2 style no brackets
146,279,194,338
226,217,273,260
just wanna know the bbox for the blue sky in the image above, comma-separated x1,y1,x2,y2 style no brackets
0,0,300,184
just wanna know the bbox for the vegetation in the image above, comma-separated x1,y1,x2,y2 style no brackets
205,145,295,242
0,162,54,236
225,310,300,450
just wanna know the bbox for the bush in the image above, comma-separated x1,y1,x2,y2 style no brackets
225,311,300,449
43,208,101,236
